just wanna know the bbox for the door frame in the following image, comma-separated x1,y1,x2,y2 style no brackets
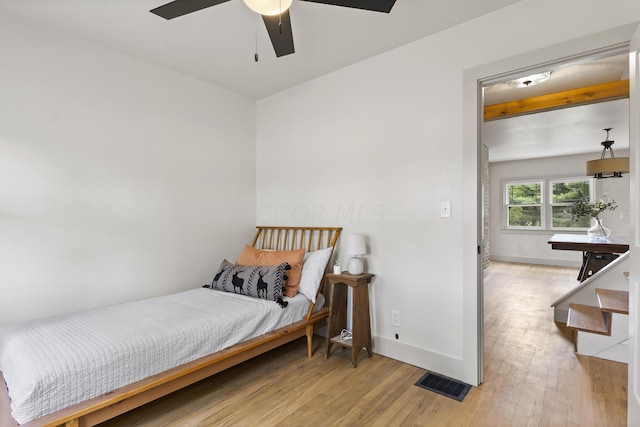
627,24,640,424
462,23,640,388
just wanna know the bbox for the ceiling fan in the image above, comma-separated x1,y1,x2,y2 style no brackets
150,0,397,58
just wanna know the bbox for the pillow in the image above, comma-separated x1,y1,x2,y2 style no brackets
299,247,333,303
208,259,289,308
236,245,305,298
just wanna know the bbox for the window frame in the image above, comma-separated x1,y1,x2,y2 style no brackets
548,176,596,231
504,180,544,230
502,176,595,232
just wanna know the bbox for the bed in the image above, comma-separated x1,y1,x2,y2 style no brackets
0,226,341,427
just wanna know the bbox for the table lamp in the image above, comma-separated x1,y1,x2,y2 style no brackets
347,234,366,275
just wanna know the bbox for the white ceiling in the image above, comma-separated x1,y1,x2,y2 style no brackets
483,54,630,162
484,54,629,105
483,99,629,162
0,0,523,99
1,0,630,163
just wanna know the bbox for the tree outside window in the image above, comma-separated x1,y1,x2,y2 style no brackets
503,177,594,231
550,179,592,228
506,182,542,228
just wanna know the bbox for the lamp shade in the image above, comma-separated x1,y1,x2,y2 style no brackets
347,234,366,256
586,157,629,178
243,0,292,16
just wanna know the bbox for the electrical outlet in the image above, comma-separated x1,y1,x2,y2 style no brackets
391,310,400,326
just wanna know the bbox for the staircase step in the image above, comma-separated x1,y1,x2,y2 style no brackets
596,288,629,314
567,303,612,335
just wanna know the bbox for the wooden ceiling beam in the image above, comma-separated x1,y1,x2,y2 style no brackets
484,79,629,121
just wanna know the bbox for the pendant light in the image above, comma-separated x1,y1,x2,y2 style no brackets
586,128,629,179
244,0,292,16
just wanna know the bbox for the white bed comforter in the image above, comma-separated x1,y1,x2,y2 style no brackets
0,288,309,424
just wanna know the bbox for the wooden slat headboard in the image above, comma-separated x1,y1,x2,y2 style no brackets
251,226,342,312
251,226,342,253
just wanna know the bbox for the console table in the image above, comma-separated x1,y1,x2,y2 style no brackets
547,234,629,281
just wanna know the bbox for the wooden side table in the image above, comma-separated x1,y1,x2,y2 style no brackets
325,272,374,367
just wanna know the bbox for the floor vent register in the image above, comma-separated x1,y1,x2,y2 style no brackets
414,372,471,402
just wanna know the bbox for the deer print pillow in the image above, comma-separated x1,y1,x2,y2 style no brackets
207,259,291,308
236,246,305,298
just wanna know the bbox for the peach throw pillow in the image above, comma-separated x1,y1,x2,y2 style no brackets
236,245,305,297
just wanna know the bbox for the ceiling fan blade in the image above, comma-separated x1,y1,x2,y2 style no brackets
299,0,396,13
150,0,231,20
262,11,295,57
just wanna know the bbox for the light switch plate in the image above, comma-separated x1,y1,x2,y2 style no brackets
440,201,451,218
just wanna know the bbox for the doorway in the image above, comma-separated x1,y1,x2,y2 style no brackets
462,23,640,388
483,53,630,268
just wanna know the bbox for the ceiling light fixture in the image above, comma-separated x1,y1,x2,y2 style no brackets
506,72,551,88
243,0,292,16
586,128,629,179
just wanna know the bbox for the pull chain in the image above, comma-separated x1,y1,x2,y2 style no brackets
279,0,282,33
254,14,259,62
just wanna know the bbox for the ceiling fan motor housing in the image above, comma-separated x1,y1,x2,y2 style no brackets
150,0,397,57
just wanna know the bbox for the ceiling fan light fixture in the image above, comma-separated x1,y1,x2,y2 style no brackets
243,0,293,16
506,72,551,88
586,128,629,179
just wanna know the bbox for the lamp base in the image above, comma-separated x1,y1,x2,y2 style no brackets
347,257,364,275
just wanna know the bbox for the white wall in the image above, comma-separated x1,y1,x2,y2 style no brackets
3,0,639,386
490,151,631,266
0,15,257,326
256,0,640,383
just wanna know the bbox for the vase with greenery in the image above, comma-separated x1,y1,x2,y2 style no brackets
570,198,617,238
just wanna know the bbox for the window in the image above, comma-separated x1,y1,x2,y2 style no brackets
504,177,594,231
549,178,593,229
505,181,543,228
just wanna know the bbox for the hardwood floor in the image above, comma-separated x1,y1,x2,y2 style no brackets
99,262,628,426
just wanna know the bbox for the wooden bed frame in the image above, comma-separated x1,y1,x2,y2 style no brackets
0,226,342,427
